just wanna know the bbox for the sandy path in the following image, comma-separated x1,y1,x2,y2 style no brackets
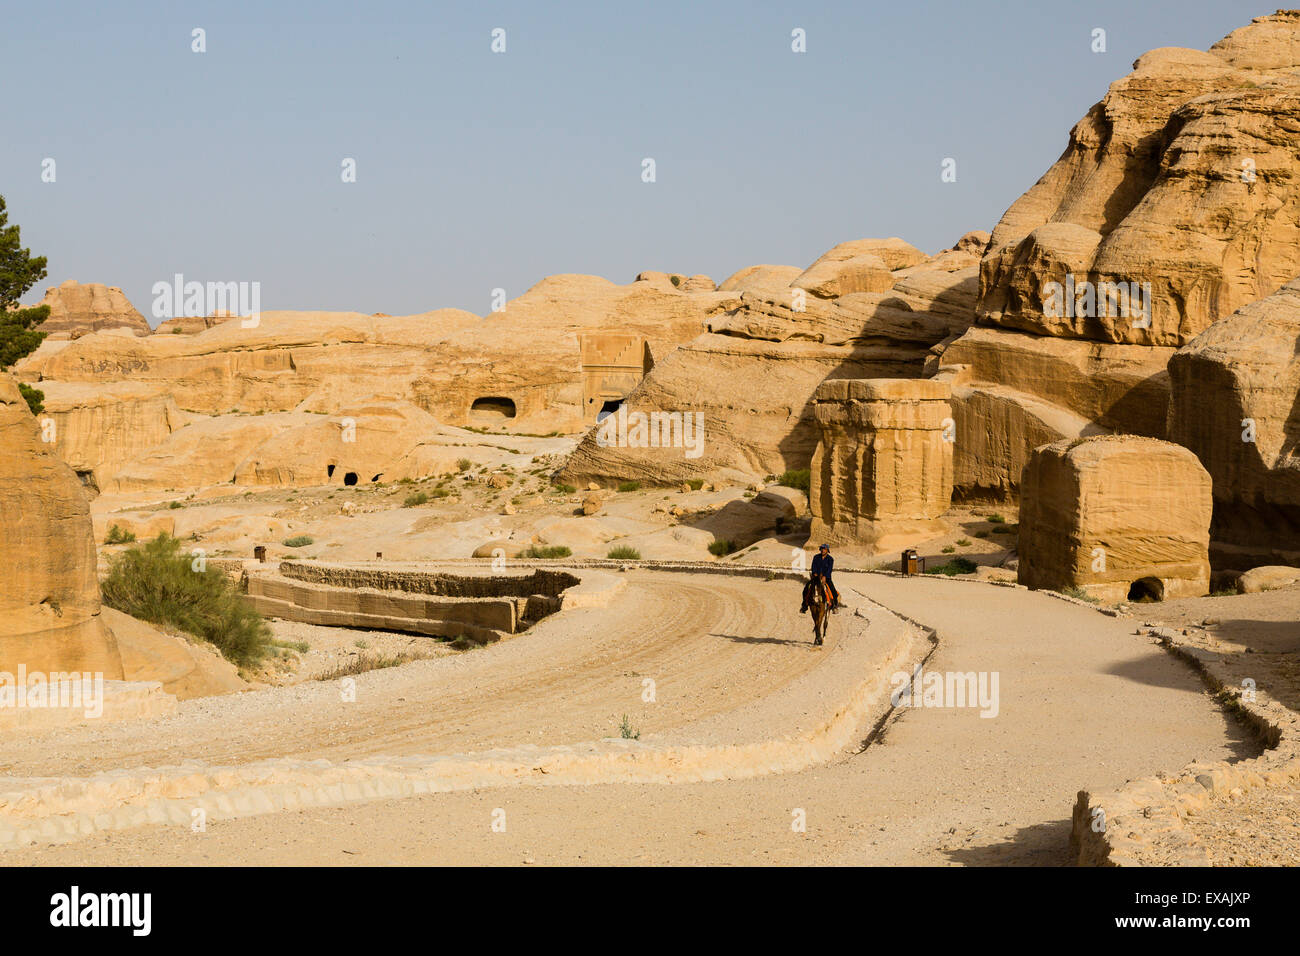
0,572,829,777
5,573,1254,865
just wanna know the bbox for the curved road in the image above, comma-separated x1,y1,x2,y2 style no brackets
5,572,1254,865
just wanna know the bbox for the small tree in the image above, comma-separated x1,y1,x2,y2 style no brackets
0,195,50,414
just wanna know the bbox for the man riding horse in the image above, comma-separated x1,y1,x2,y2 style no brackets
800,543,842,614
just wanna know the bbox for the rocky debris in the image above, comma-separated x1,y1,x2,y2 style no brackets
580,494,602,516
27,280,150,339
1018,436,1211,602
0,373,124,677
808,378,953,548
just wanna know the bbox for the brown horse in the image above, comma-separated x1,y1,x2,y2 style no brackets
806,572,829,646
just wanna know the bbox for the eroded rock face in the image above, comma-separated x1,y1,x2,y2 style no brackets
563,239,981,484
18,275,733,437
29,280,151,339
1018,436,1211,602
982,14,1300,347
808,378,953,547
1167,277,1300,565
0,374,123,677
792,238,928,299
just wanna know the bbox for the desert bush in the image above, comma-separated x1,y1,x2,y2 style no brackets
942,545,955,554
315,650,423,680
617,481,642,493
924,556,978,577
708,539,736,556
523,545,572,559
607,545,641,560
457,457,473,472
100,533,271,666
686,478,704,490
402,492,429,507
778,469,810,495
282,535,314,548
104,524,136,545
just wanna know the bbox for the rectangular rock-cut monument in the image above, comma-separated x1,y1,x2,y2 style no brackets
1018,435,1212,602
809,378,954,548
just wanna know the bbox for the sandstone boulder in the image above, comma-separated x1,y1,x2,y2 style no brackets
1237,566,1300,593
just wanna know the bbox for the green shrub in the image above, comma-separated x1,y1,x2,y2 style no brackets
942,545,955,554
554,482,577,494
619,714,641,739
975,530,990,539
956,538,971,546
1061,585,1099,604
708,539,737,557
686,478,705,490
168,501,183,510
925,556,979,577
607,545,641,560
283,535,314,548
100,533,271,667
986,513,1006,524
457,458,472,472
777,469,810,495
104,524,136,545
617,481,642,493
523,545,572,559
402,492,429,507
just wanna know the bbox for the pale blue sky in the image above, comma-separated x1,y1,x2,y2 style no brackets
0,0,1266,321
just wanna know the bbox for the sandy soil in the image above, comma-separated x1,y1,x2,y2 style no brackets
3,572,1252,866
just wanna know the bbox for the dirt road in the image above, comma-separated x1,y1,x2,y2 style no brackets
4,572,1253,865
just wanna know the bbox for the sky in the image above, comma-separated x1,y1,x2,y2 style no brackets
0,0,1269,322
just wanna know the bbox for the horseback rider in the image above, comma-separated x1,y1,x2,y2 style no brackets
800,544,842,613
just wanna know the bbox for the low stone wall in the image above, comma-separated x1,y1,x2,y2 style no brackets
245,573,518,641
1069,624,1299,865
277,562,580,598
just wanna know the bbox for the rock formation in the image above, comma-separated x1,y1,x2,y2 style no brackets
936,11,1300,501
563,237,980,485
808,378,953,548
28,280,150,339
0,374,124,678
1167,277,1300,567
1018,436,1211,602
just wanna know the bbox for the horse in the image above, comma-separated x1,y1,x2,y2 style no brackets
805,572,829,646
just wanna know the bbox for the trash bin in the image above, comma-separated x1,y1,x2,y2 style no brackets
254,545,267,563
902,548,923,576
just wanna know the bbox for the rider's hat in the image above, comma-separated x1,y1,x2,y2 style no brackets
819,543,830,551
